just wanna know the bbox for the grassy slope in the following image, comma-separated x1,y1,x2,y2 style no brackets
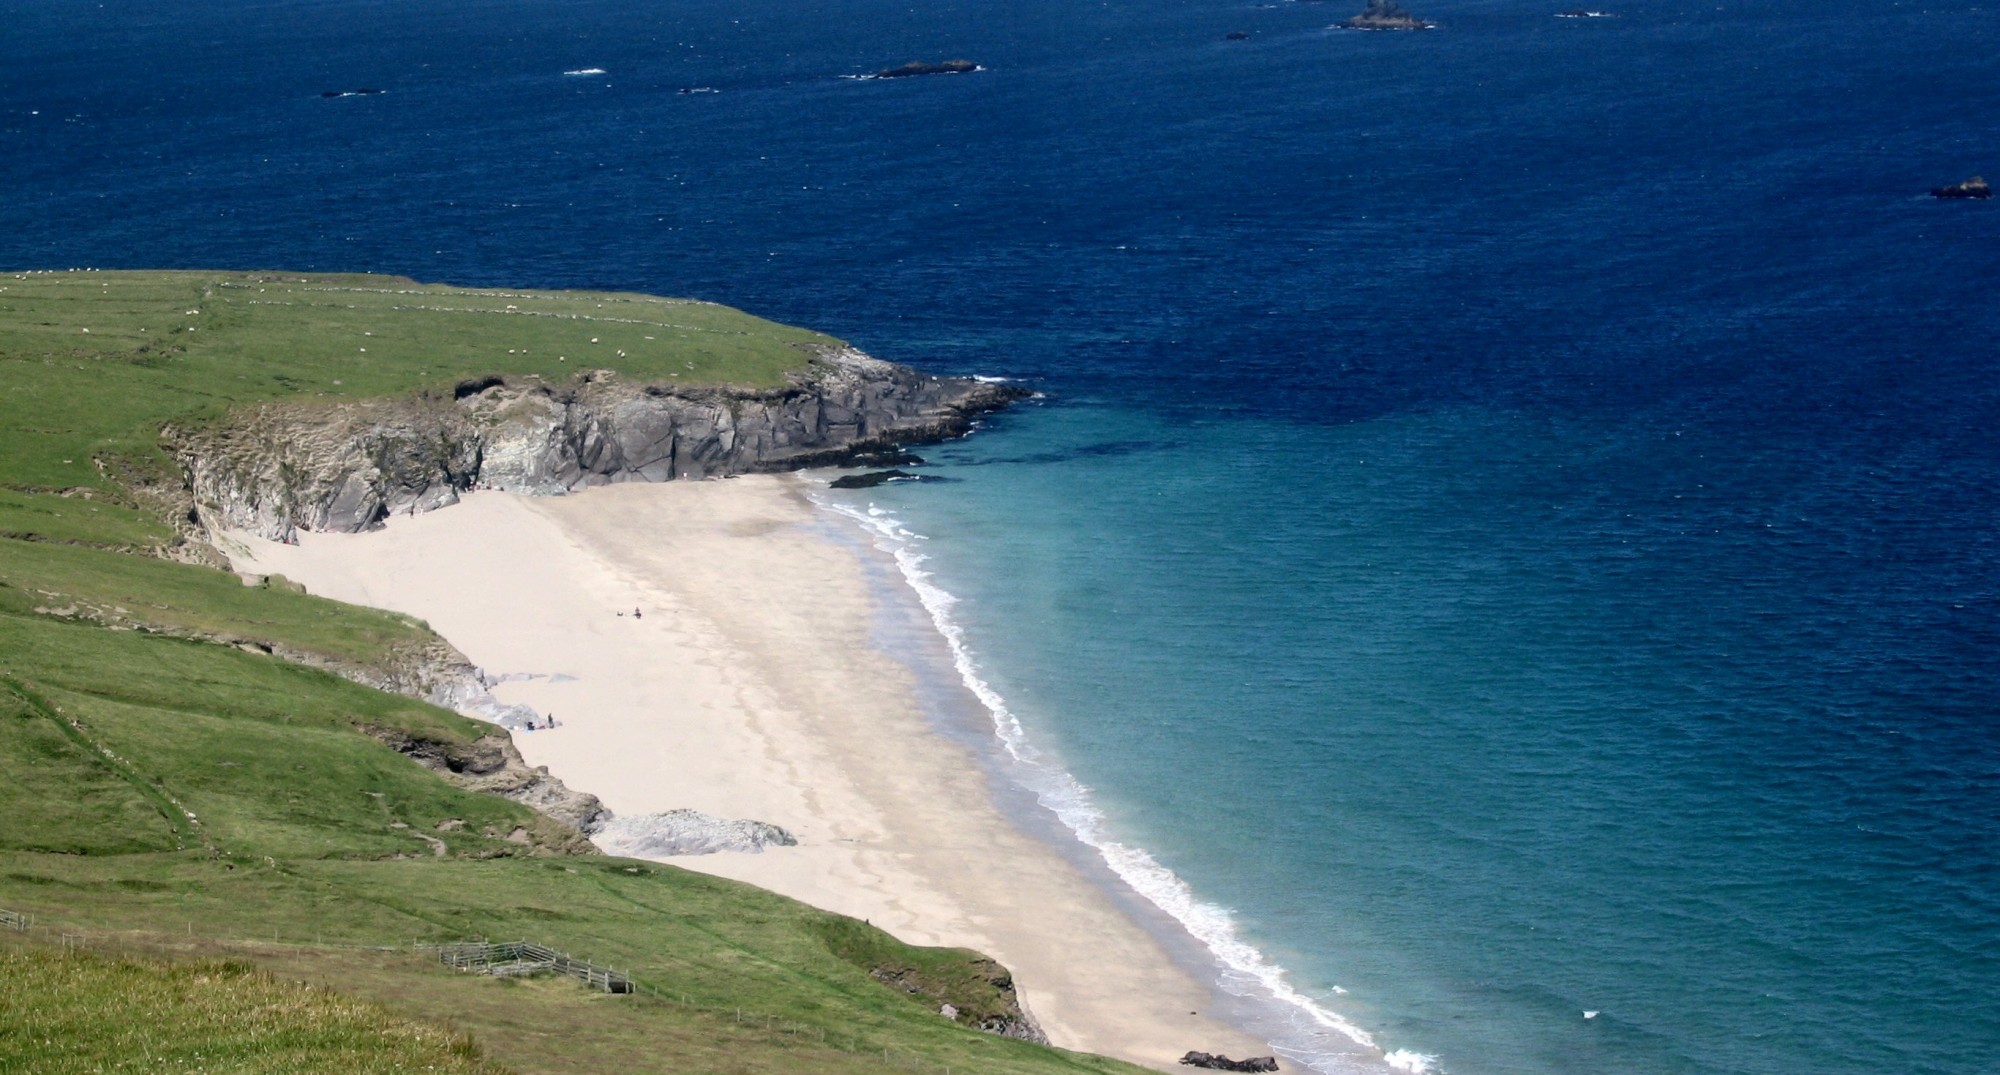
0,947,509,1075
0,588,1138,1075
0,273,1149,1075
0,270,837,546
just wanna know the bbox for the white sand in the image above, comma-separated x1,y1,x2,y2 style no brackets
228,477,1265,1069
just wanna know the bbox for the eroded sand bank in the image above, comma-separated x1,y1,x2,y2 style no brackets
228,477,1265,1070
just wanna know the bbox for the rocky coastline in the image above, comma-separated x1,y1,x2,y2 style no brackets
171,346,1023,541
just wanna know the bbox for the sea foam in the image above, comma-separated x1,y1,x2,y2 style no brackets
815,493,1423,1074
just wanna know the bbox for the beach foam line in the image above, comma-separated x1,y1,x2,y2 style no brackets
1383,1050,1440,1073
814,493,1430,1074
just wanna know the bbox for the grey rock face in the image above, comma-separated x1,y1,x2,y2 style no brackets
172,347,1025,539
371,727,612,839
592,808,799,856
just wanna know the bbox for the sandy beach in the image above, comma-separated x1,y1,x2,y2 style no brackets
227,476,1266,1070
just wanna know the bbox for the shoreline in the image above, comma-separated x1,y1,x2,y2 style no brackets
811,490,1406,1075
227,476,1268,1070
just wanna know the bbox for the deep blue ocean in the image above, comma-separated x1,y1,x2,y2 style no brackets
5,1,1997,1072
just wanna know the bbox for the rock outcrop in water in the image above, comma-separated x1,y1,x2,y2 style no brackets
828,469,955,489
875,59,979,78
1342,0,1434,29
171,347,1024,540
1932,176,1991,200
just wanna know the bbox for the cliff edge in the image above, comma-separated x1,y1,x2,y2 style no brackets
172,346,1024,540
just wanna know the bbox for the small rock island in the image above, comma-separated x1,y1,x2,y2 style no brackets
1342,0,1434,30
876,59,979,78
1932,176,1991,200
829,469,927,489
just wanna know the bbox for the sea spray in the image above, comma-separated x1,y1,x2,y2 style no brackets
1383,1051,1441,1074
814,493,1427,1074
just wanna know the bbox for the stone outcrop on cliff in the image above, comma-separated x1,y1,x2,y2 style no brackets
367,726,610,849
171,347,1023,540
28,575,483,714
868,959,1049,1044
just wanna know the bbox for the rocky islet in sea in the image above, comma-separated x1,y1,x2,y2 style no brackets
828,469,956,489
1342,0,1435,30
1932,176,1991,199
875,59,979,78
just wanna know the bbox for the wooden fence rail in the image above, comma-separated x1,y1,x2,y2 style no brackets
434,941,632,993
0,909,30,933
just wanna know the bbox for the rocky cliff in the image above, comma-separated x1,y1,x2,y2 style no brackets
365,726,607,855
170,346,1024,540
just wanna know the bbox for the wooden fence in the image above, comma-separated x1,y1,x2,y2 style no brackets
433,940,632,993
0,909,30,933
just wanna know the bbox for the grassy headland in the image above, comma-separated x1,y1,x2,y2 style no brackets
0,271,1148,1075
0,270,834,546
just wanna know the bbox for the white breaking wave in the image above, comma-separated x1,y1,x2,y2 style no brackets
1383,1050,1439,1074
563,67,607,76
814,492,1426,1074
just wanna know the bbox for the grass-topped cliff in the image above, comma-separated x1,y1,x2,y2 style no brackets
0,270,836,548
2,270,1015,545
0,271,1120,1075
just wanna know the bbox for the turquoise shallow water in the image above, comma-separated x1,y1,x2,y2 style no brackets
7,0,1998,1071
823,392,1999,1075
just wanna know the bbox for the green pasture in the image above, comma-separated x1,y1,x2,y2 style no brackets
0,947,507,1075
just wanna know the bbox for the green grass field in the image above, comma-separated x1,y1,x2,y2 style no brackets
0,271,1155,1075
0,947,508,1075
0,271,838,534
